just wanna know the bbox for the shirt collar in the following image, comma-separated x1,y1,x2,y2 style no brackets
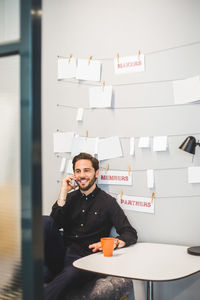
79,185,100,200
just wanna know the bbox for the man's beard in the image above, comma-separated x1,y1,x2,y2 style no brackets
77,175,97,191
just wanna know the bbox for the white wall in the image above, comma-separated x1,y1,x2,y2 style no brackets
42,1,200,299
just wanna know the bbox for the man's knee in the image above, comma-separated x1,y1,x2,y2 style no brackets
43,215,53,226
43,215,62,246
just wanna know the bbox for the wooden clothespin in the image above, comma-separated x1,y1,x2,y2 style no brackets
137,49,141,60
68,53,72,64
88,55,92,66
128,165,131,176
151,192,155,203
120,189,123,201
105,163,109,173
85,130,88,139
116,52,119,64
102,80,105,92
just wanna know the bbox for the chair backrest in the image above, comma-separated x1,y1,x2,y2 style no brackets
109,226,118,237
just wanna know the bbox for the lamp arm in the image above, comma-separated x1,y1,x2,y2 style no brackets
196,141,200,147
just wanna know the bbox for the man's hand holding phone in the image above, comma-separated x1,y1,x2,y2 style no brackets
57,175,78,206
62,175,78,192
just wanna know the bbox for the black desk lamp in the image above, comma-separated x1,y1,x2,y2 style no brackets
179,136,200,155
179,136,200,255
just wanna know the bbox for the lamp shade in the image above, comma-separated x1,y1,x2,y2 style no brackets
179,136,196,154
187,246,200,256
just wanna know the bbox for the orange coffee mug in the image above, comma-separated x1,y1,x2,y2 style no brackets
100,237,119,257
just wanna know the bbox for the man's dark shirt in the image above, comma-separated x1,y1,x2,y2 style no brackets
51,186,138,256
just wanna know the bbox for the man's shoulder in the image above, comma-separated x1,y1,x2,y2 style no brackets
97,187,116,202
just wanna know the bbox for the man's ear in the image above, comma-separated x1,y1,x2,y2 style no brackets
95,169,100,178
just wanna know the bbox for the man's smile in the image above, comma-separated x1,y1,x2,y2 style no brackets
78,179,88,184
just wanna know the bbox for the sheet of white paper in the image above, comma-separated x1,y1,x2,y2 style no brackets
76,108,84,121
66,159,73,174
188,167,200,183
57,57,76,79
76,59,101,81
117,194,154,214
130,137,135,155
173,76,200,104
153,136,168,152
97,136,122,161
98,170,133,185
89,86,112,108
71,136,98,156
114,54,145,74
60,157,67,173
147,169,154,188
138,136,150,148
53,132,74,153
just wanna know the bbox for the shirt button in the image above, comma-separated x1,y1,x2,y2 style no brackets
82,209,85,213
75,234,78,238
86,197,88,200
80,224,84,227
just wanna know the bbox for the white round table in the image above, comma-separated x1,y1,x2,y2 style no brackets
73,243,200,300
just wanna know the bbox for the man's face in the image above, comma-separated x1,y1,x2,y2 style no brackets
74,159,99,192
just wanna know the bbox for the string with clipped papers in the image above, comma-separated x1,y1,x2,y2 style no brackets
57,40,200,87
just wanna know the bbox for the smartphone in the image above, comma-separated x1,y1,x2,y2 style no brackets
69,179,78,188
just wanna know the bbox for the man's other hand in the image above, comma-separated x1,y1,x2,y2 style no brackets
88,242,102,252
88,239,126,252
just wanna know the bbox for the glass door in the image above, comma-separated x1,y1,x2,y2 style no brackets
0,1,43,299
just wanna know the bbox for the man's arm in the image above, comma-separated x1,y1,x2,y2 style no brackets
88,196,137,252
109,197,138,247
57,174,77,206
50,175,77,228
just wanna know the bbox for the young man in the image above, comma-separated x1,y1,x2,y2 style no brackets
44,153,138,300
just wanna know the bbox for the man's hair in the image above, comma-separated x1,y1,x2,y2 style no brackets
72,152,99,171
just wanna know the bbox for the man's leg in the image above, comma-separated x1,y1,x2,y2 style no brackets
44,251,94,300
43,216,65,276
